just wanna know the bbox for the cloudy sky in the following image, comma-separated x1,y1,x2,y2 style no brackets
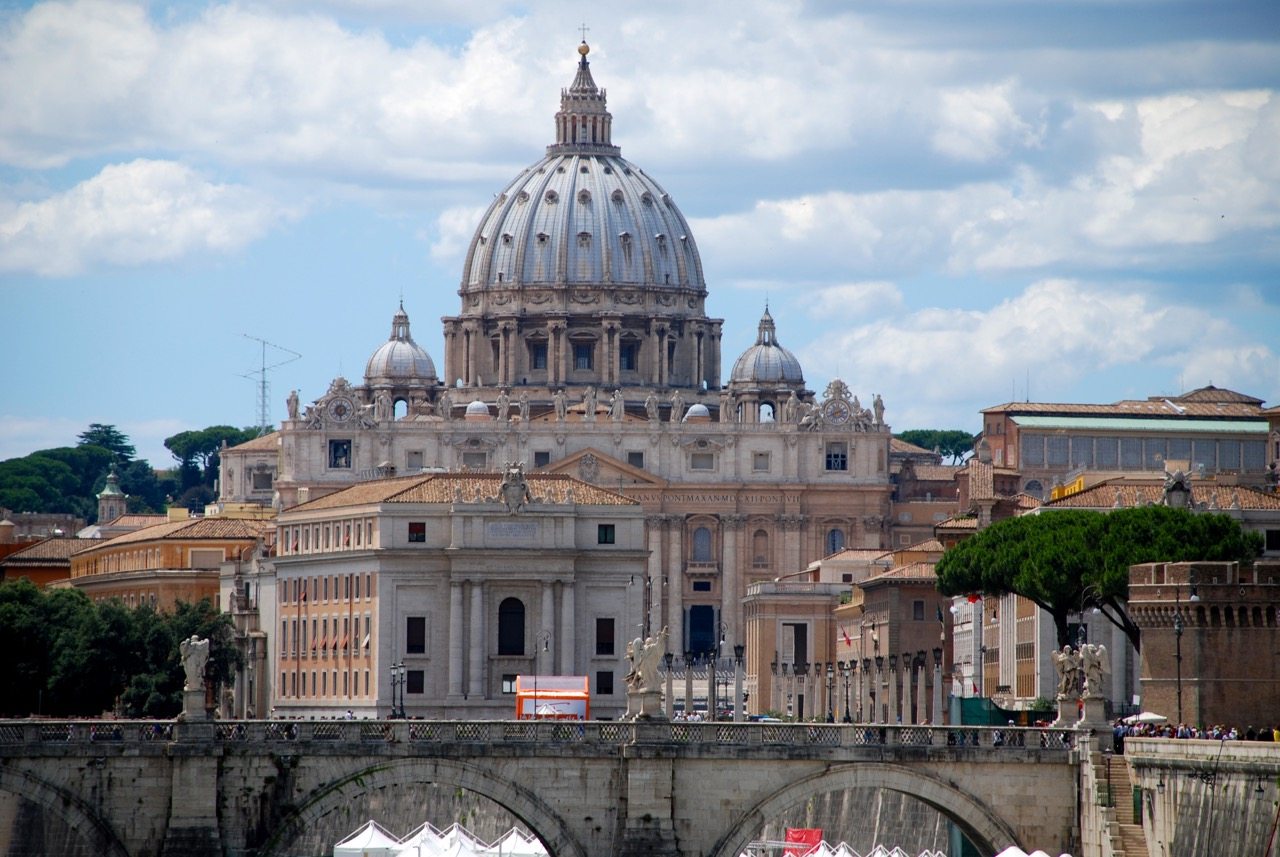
2,0,1278,467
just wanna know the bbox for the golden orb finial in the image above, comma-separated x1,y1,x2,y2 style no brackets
578,41,590,57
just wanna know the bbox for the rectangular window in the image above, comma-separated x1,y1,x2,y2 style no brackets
620,342,639,371
329,439,352,469
690,452,715,471
406,450,424,471
825,442,848,472
692,580,711,592
627,451,645,469
251,470,273,490
407,670,425,694
1021,433,1045,467
596,617,615,656
1046,434,1069,467
189,549,223,569
529,341,548,370
752,451,770,472
502,674,518,694
573,342,594,370
913,600,925,621
408,522,426,543
406,616,426,654
596,670,615,696
462,451,488,470
534,451,551,468
598,524,616,545
354,575,361,600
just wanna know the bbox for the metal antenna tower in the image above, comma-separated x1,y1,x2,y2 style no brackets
241,334,302,435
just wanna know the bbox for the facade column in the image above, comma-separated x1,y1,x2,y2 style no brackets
558,581,575,675
666,517,684,652
650,325,661,385
541,581,556,672
443,322,458,388
916,654,927,724
556,321,569,388
721,515,743,647
448,581,464,698
468,582,484,698
932,658,944,724
708,323,722,390
645,517,665,643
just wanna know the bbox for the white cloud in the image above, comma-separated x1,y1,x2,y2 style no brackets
931,81,1042,162
805,282,903,321
0,159,291,276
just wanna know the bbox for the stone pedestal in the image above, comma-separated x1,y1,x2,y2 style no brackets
1078,695,1112,751
1051,695,1078,728
182,689,209,721
625,689,665,721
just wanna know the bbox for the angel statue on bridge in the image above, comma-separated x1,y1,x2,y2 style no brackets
625,626,669,694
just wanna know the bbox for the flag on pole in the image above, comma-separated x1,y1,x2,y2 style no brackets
841,626,852,647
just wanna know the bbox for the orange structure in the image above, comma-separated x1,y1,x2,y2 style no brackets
515,675,590,720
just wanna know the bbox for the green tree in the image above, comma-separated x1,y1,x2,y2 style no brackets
934,506,1263,652
895,429,976,464
165,425,258,490
77,423,136,464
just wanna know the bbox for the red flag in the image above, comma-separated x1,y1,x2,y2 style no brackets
841,626,852,647
784,829,823,856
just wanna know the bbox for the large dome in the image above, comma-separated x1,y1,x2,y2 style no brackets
460,43,704,293
730,309,805,385
365,304,437,385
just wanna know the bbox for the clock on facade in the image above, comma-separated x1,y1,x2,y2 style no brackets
326,397,355,423
822,399,851,425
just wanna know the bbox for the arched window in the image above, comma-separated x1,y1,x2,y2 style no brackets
692,526,713,562
760,402,775,422
752,529,769,566
1023,480,1044,500
498,597,525,655
826,528,845,555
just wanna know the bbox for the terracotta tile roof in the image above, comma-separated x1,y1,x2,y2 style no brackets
912,464,962,482
82,518,272,551
226,431,280,452
982,392,1262,419
890,437,938,456
824,548,893,562
0,537,87,566
289,471,638,513
1044,481,1280,511
899,538,946,553
967,459,995,500
936,516,978,531
865,562,938,584
103,514,168,529
1010,493,1043,511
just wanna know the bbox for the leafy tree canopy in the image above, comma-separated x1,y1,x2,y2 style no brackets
77,423,136,463
165,425,259,490
0,579,241,718
935,506,1263,651
894,429,976,464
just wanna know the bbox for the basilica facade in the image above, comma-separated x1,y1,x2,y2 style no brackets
220,42,895,717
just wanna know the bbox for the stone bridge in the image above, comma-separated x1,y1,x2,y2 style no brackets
0,720,1084,857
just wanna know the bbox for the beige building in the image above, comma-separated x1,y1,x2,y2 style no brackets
220,42,897,695
270,468,645,719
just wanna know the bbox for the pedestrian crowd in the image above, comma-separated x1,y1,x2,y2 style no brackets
1114,719,1280,752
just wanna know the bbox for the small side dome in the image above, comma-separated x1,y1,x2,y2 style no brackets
730,308,805,385
683,403,712,423
365,303,438,384
464,400,492,420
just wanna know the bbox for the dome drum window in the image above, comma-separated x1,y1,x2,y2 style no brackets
577,189,592,204
611,189,625,203
577,231,592,246
640,192,654,206
501,233,513,246
516,191,530,204
545,190,559,203
536,231,550,244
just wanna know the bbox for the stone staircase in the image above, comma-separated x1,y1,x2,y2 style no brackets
1106,753,1150,857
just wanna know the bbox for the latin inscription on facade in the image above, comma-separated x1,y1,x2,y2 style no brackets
486,521,538,541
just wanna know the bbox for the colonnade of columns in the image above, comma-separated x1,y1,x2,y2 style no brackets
445,578,576,701
442,315,722,392
769,655,947,723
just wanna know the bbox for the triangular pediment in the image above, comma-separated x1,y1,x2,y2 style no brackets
543,447,666,488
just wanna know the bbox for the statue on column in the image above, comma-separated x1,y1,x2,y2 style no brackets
438,389,452,421
180,635,210,692
626,626,669,693
553,388,568,422
583,386,597,422
609,389,624,422
496,388,511,423
782,390,798,423
1081,643,1109,698
1051,645,1082,699
286,389,300,420
873,393,885,427
719,391,733,423
375,390,392,423
518,391,530,423
645,390,660,423
669,390,685,424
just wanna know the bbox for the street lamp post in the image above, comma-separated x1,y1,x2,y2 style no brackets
664,652,675,719
683,652,694,719
390,661,405,719
733,643,745,722
782,662,793,720
825,662,836,722
1173,574,1200,726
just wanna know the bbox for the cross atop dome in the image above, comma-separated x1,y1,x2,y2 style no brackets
549,40,620,156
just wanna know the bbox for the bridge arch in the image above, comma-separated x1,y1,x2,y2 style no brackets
708,762,1021,857
0,766,130,857
260,756,587,857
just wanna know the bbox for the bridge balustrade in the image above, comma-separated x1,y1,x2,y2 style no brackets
0,720,1081,753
